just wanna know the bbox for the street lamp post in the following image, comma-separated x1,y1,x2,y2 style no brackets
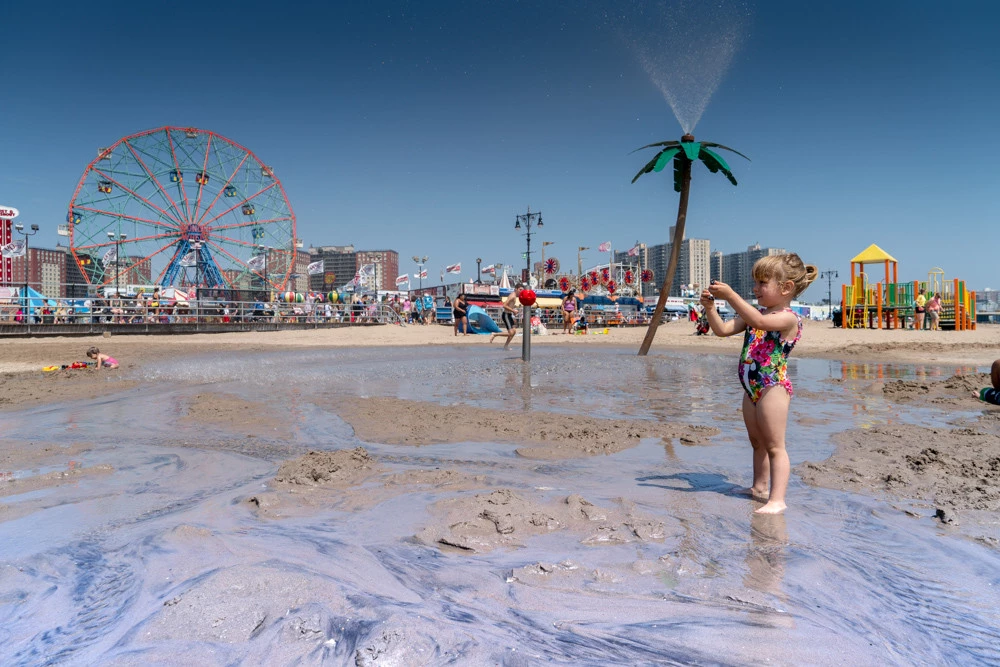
821,269,839,320
14,223,39,320
411,255,428,292
476,257,482,284
106,231,127,298
577,246,589,278
256,244,270,300
514,206,543,361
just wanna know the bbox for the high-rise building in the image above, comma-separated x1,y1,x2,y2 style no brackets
721,243,786,300
646,228,711,297
356,250,399,292
309,245,356,292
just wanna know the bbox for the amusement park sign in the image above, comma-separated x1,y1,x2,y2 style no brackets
0,205,19,219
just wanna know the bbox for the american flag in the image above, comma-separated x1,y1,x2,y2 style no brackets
598,241,612,252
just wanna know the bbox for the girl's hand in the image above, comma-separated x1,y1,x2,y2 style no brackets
707,280,734,301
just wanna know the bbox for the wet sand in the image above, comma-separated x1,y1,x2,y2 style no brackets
1,324,999,663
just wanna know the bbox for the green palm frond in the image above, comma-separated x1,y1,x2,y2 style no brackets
629,140,681,154
699,147,737,187
700,142,751,162
632,147,679,184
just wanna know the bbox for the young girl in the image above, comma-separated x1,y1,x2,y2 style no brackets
86,346,119,370
701,254,818,514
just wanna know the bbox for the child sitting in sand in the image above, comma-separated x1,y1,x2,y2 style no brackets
701,253,818,514
974,360,1000,405
86,347,119,370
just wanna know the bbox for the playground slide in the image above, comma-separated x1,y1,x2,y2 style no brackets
466,305,501,334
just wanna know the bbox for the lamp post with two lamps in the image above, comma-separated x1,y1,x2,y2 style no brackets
15,223,39,319
107,231,127,298
411,255,428,292
577,246,589,278
821,269,839,320
514,206,543,361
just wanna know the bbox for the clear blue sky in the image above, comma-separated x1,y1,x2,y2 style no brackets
1,0,998,297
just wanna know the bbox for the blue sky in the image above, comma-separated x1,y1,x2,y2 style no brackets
1,0,998,296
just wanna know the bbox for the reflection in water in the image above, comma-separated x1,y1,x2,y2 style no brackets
0,347,998,663
745,513,788,596
840,361,980,381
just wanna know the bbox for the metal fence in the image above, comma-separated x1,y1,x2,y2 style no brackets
0,298,405,336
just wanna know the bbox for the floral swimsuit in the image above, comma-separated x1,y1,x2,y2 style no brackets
738,308,802,403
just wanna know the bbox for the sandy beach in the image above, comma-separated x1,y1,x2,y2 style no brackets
2,320,1000,663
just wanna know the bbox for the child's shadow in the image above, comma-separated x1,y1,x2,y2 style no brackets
637,472,745,497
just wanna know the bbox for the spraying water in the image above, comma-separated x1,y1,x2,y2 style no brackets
620,0,751,133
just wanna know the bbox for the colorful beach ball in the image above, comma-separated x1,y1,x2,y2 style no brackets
283,291,295,303
295,293,304,303
327,290,339,303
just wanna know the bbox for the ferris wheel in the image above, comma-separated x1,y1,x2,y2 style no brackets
67,126,296,292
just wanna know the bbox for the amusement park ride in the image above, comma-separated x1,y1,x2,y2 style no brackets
65,127,296,295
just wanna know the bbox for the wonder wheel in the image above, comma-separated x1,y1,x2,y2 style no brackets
67,127,296,292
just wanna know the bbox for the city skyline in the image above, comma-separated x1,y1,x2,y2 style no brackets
2,1,998,293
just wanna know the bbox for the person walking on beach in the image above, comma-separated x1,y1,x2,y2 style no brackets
700,253,818,514
490,286,520,349
974,359,1000,405
561,289,580,334
927,292,942,330
453,292,469,335
914,288,927,330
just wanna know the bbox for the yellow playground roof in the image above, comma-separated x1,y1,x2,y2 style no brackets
851,243,897,264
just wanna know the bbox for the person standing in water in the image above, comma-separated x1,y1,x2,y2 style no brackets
701,253,818,514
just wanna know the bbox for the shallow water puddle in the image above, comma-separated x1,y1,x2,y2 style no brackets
0,346,997,664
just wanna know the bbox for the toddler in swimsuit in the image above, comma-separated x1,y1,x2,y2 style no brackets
700,254,818,514
86,346,119,370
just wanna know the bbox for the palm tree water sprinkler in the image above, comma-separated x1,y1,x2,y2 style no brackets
634,133,748,356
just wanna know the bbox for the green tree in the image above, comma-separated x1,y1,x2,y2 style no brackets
633,134,748,355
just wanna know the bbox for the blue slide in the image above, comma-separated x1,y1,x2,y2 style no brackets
466,305,501,334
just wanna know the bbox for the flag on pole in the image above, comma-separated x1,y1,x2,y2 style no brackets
395,274,409,286
481,264,496,275
1,240,26,258
247,254,265,271
102,247,118,266
627,245,640,257
179,251,198,267
446,263,462,274
307,260,324,275
598,241,612,253
359,263,376,277
414,269,427,279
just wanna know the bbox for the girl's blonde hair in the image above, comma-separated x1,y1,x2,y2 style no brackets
752,253,818,297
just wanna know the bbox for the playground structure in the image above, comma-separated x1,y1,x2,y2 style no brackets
840,244,976,330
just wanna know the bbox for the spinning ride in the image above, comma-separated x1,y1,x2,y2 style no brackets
67,127,296,292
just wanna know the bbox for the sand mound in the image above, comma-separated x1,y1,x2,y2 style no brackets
273,447,377,486
336,396,719,459
416,488,673,553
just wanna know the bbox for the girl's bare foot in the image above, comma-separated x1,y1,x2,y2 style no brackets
754,501,787,514
739,486,769,500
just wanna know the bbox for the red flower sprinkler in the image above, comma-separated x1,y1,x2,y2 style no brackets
633,133,748,356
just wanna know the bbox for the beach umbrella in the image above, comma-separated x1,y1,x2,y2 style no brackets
632,134,748,355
